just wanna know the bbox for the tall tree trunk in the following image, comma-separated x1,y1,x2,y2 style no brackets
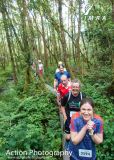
76,0,82,68
1,33,6,70
70,0,76,64
32,12,42,60
51,27,59,64
107,0,114,96
57,0,74,77
111,0,114,81
17,0,31,89
1,0,17,83
58,0,67,65
81,32,90,68
40,14,48,68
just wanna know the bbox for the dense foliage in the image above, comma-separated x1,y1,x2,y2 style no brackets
0,0,114,159
0,69,62,160
82,67,114,160
0,64,114,160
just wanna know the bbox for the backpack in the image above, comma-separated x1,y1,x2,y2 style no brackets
67,91,82,104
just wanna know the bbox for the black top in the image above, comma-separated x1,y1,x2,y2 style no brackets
61,92,86,120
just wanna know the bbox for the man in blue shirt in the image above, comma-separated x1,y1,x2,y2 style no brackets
53,64,70,92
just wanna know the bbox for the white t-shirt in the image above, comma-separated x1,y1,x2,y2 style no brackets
38,63,43,70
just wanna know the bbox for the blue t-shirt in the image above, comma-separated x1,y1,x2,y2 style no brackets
69,116,103,160
54,71,70,85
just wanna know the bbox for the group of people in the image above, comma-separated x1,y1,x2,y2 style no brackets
54,61,103,160
31,59,44,78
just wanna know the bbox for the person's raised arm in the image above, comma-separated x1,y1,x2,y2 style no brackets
71,125,87,145
61,106,67,121
87,120,103,144
53,79,57,92
90,133,103,144
56,91,61,106
61,94,68,121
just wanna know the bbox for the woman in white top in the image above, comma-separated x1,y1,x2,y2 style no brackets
37,60,44,76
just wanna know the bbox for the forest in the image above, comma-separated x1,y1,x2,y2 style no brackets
0,0,114,160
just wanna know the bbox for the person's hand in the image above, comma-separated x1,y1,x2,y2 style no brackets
54,88,57,93
87,120,95,129
57,100,61,106
56,96,61,106
87,120,95,135
64,116,67,123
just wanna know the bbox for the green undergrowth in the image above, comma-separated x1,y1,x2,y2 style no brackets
44,64,56,86
0,74,62,160
0,64,114,160
0,66,12,88
82,68,114,160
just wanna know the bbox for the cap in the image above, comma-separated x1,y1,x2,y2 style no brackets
38,60,41,63
58,61,63,65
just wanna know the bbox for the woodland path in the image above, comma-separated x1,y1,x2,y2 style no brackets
46,84,70,160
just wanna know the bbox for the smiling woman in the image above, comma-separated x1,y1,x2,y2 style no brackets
69,98,103,160
80,98,94,122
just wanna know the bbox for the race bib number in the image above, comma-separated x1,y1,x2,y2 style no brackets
79,149,92,158
70,111,76,117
